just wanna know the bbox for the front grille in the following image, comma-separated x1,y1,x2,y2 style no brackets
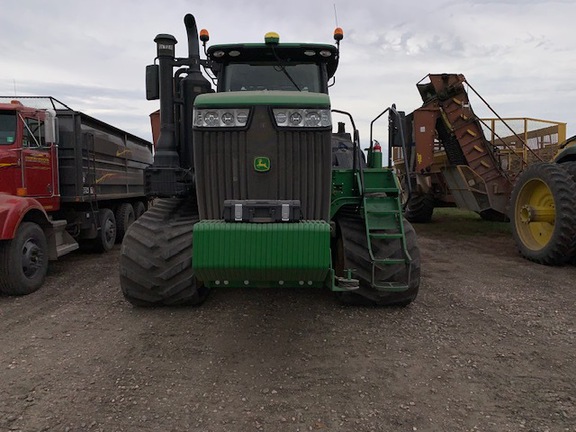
193,106,332,221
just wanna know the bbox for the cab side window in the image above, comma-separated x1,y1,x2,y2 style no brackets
23,117,45,148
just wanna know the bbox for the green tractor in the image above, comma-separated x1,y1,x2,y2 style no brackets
119,14,420,306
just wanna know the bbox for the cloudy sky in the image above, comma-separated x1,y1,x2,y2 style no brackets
1,0,574,146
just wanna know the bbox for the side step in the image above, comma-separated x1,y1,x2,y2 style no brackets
362,193,412,292
46,220,79,260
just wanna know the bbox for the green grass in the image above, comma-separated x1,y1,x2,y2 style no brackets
410,207,512,237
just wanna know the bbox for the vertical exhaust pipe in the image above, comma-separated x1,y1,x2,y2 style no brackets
180,14,212,170
153,33,179,167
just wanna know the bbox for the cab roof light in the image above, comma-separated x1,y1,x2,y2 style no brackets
265,32,280,45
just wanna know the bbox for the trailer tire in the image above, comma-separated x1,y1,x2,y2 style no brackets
120,198,209,307
333,208,420,306
0,222,48,295
133,201,147,219
94,208,116,252
115,203,135,243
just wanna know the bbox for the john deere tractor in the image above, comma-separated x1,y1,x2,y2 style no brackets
119,14,420,306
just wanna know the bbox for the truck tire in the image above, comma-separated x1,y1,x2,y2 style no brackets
115,203,135,243
510,163,576,265
94,208,116,252
333,208,420,306
133,201,147,219
120,198,209,307
0,222,49,295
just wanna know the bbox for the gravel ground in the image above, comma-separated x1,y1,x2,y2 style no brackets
0,217,575,432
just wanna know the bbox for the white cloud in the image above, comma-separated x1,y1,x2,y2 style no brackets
0,0,574,144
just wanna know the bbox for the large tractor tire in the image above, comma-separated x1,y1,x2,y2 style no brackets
510,163,576,265
333,209,421,306
0,222,49,295
560,160,576,181
119,198,209,307
404,192,435,223
115,203,135,243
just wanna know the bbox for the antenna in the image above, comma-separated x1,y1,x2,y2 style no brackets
333,4,339,27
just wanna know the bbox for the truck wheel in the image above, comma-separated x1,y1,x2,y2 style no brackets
333,208,421,306
511,163,576,265
115,203,135,243
120,198,209,307
133,201,147,219
0,222,49,295
94,208,116,252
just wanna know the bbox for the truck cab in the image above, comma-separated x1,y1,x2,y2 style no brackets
0,101,60,211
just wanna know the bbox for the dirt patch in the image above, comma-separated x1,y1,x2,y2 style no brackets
1,214,575,432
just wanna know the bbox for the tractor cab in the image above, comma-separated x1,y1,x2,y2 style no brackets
206,37,339,94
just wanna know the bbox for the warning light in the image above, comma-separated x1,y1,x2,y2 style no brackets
334,27,344,41
16,187,27,196
265,32,280,45
200,29,210,43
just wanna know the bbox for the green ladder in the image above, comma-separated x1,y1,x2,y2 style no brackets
362,191,413,292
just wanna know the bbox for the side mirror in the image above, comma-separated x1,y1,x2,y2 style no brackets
146,64,160,100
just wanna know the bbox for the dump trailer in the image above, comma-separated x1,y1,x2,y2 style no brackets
119,14,421,306
0,97,153,295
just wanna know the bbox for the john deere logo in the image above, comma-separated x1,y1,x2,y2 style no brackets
254,156,271,172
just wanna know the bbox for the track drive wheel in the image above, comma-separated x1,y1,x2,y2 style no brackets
0,222,48,295
333,209,421,306
510,163,576,265
119,198,209,307
404,192,435,223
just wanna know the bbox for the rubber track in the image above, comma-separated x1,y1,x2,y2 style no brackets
119,198,207,306
511,163,576,265
336,209,420,305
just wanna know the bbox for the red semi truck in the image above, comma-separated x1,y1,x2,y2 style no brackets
0,96,153,295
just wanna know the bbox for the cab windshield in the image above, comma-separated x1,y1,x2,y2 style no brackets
0,111,17,145
223,63,322,93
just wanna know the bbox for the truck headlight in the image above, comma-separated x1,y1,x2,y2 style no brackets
194,108,250,128
273,108,331,128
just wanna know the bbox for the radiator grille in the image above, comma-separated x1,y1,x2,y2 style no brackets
193,107,332,220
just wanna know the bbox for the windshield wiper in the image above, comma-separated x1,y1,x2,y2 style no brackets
271,46,301,91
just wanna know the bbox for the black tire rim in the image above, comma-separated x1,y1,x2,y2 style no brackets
21,238,44,278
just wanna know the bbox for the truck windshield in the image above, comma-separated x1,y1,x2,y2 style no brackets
223,63,322,93
0,111,17,145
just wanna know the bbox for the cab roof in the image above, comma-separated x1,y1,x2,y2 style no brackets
207,43,339,78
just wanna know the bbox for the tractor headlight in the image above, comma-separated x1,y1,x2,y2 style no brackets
194,108,250,128
273,108,331,128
